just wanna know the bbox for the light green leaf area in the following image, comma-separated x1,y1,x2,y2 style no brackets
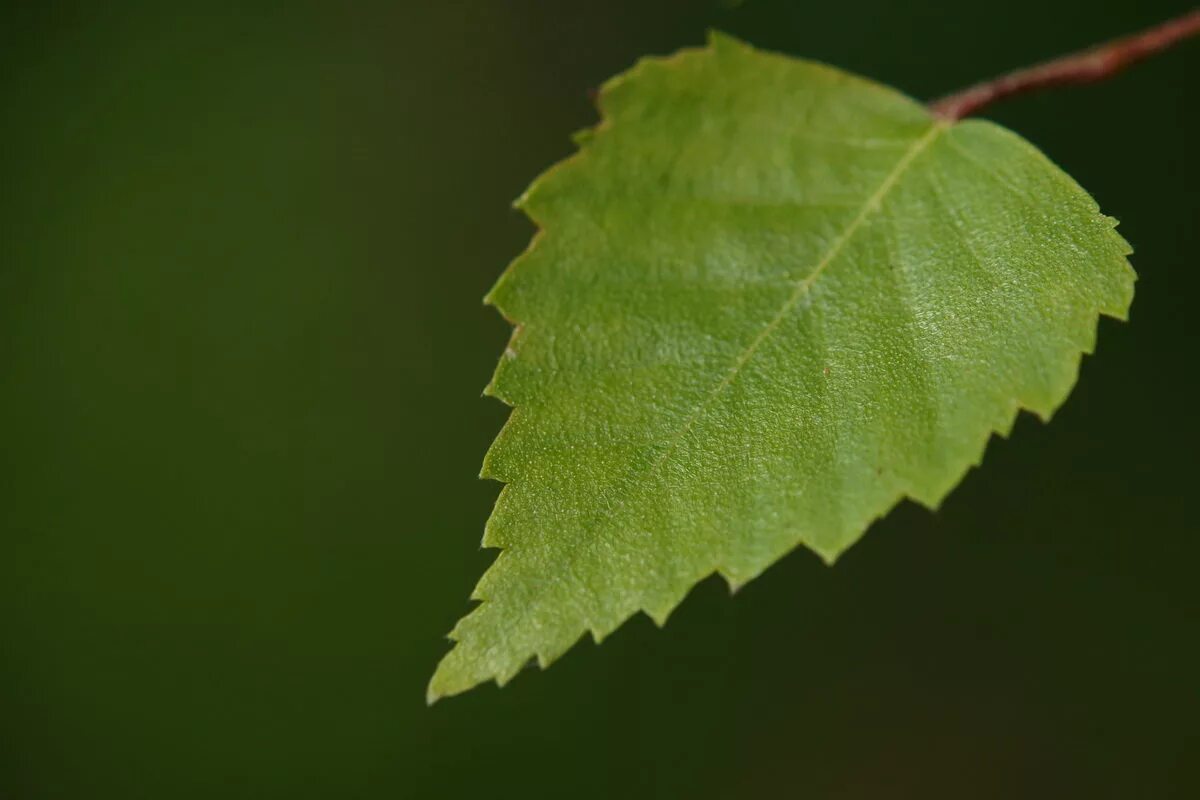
430,32,1134,701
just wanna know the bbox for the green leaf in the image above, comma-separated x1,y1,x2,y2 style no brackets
429,32,1134,701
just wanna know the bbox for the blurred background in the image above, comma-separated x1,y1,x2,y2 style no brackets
2,1,1197,797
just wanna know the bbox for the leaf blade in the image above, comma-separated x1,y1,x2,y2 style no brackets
429,33,1134,701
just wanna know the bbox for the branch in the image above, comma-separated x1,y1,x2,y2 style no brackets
930,8,1200,121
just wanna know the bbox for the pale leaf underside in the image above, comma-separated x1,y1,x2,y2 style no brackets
429,33,1134,701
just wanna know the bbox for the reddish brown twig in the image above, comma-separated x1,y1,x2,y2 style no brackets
930,8,1200,120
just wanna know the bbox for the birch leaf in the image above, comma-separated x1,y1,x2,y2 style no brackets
429,32,1134,701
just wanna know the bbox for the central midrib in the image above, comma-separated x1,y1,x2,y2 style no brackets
681,121,946,435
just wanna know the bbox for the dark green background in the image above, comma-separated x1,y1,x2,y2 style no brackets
3,1,1197,797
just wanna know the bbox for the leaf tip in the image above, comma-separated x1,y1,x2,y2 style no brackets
426,640,497,704
426,652,456,705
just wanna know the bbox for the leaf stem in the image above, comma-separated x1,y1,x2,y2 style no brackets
930,8,1200,120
